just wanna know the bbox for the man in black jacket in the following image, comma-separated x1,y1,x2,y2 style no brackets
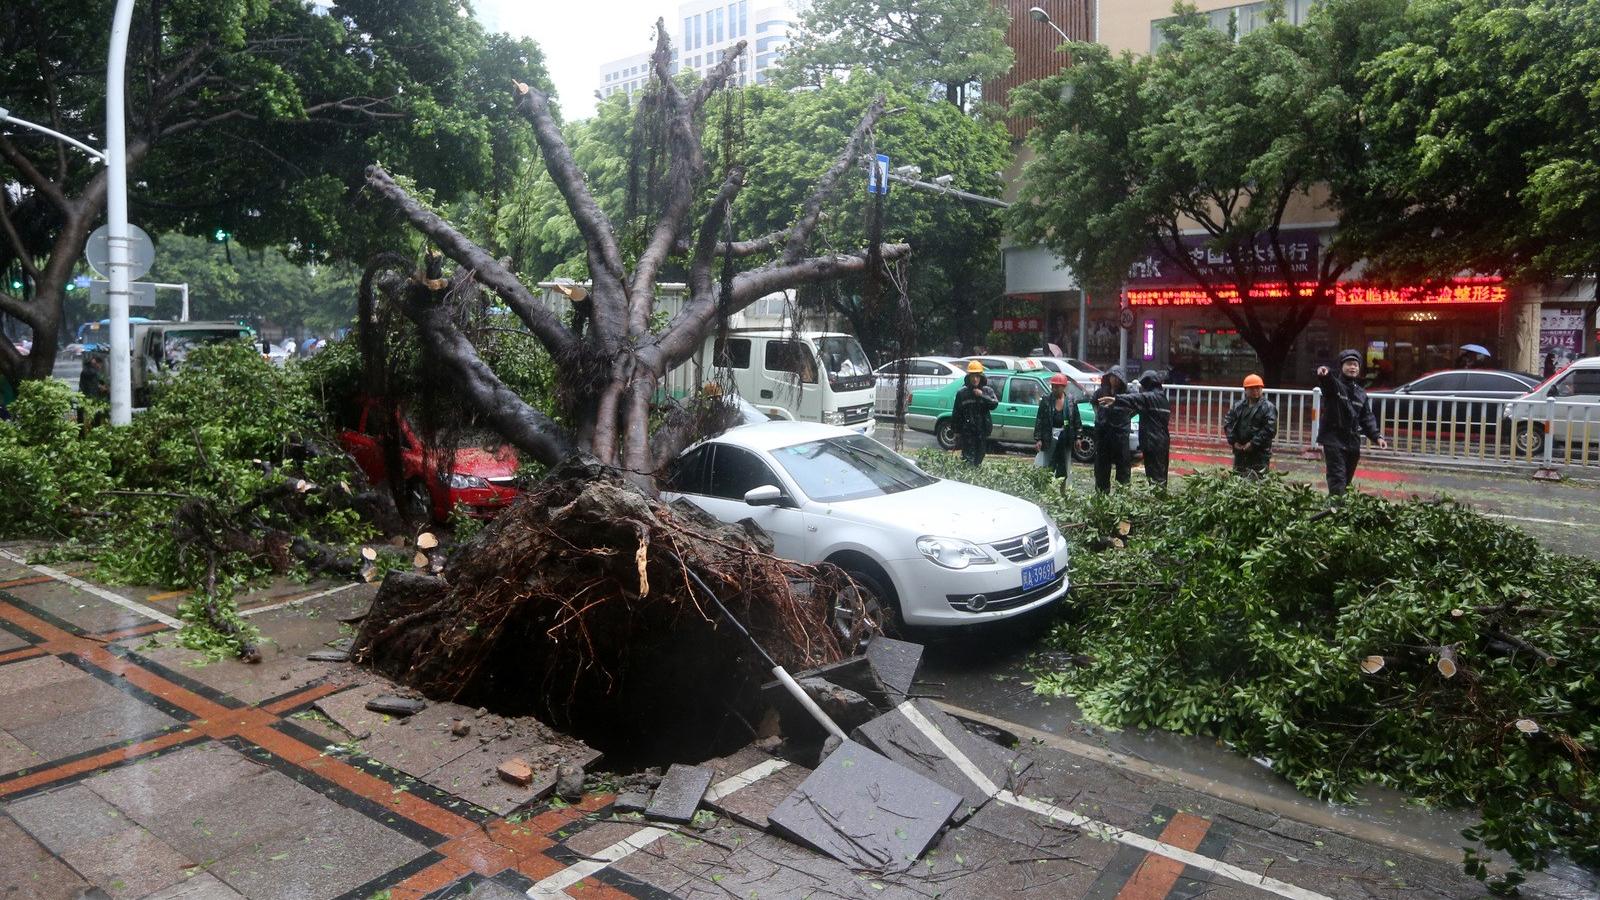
1317,349,1388,496
1092,366,1133,492
952,361,999,466
1224,373,1277,476
1103,370,1171,487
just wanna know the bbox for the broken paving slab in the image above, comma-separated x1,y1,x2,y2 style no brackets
645,763,714,824
865,637,923,706
310,684,599,815
767,738,962,875
854,699,1032,823
365,694,427,716
702,756,810,831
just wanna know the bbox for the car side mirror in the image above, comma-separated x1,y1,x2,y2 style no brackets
743,484,785,507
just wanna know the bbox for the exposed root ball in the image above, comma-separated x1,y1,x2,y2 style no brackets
353,458,872,757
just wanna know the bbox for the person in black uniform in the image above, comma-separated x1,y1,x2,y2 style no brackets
951,361,998,467
1317,349,1388,497
1224,373,1277,477
1103,370,1170,487
1091,367,1133,493
1034,373,1083,479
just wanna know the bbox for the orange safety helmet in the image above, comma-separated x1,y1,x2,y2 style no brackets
1049,373,1070,386
1242,374,1265,389
965,360,985,373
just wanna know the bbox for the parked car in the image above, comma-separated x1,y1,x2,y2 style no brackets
1383,369,1541,432
955,355,1048,374
872,356,965,419
903,368,1137,462
661,421,1070,629
262,341,292,367
337,399,522,521
1504,357,1600,455
1028,356,1104,388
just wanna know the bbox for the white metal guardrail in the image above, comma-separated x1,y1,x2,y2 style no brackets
1165,384,1600,475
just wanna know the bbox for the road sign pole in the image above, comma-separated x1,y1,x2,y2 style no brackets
106,0,137,424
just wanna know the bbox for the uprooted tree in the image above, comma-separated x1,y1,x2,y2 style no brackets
363,22,910,484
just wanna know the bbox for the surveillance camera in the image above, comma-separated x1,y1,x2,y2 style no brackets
933,174,954,186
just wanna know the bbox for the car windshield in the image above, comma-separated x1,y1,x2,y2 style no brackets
163,330,248,364
771,434,936,503
1066,358,1102,373
815,336,871,379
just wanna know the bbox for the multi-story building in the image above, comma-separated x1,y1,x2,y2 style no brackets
989,0,1592,384
598,1,797,102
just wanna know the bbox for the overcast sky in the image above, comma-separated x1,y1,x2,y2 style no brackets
473,0,677,120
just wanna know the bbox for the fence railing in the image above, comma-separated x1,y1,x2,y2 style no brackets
1165,384,1600,473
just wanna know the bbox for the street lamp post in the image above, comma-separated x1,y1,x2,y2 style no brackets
105,0,138,425
1028,5,1089,362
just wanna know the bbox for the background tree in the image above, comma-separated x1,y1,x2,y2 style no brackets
491,78,1009,358
1347,0,1600,353
0,0,548,383
1008,4,1363,384
139,233,359,337
365,25,910,482
775,0,1014,110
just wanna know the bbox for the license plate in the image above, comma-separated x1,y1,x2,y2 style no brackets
1021,560,1055,590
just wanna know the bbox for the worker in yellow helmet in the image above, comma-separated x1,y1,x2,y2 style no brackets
952,360,999,466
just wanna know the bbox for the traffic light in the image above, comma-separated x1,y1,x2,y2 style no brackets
64,281,76,292
213,228,230,242
8,279,20,291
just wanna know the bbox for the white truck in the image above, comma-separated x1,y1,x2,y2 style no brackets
537,283,876,435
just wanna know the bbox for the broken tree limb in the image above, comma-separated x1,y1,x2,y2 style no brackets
363,168,575,359
1491,631,1559,667
1360,655,1399,675
1436,644,1460,679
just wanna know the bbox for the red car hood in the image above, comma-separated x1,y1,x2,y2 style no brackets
440,445,519,478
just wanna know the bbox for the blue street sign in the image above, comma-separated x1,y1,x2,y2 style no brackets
868,153,890,195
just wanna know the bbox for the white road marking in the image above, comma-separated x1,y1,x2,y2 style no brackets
0,548,182,629
525,825,678,898
1482,512,1598,528
897,701,1334,900
239,582,362,617
703,757,789,802
525,758,785,899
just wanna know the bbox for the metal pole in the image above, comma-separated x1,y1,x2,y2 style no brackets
1077,292,1087,359
0,109,107,163
106,0,137,425
180,283,188,321
884,173,1010,209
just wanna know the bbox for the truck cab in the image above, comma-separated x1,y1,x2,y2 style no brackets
704,330,876,435
128,320,256,405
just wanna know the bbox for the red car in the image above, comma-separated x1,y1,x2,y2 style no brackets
338,400,522,522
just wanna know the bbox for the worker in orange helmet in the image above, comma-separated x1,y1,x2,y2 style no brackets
1223,373,1277,477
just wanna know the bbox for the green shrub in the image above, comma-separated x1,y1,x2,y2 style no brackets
916,451,1599,890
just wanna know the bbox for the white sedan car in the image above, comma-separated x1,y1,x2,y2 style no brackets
662,421,1070,628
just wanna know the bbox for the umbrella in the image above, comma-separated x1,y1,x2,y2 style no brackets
1460,343,1491,356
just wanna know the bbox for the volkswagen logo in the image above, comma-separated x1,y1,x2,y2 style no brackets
1024,532,1048,558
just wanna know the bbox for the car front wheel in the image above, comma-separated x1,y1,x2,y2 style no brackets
842,566,902,638
935,417,959,451
403,478,435,523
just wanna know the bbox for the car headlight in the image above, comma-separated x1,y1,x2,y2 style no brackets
822,410,845,424
447,472,489,489
916,536,995,569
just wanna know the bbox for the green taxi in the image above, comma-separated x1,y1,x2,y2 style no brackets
904,364,1139,462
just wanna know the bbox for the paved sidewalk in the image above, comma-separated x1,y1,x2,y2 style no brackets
0,544,1521,899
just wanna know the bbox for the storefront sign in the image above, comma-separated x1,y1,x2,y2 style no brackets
1125,229,1322,285
991,316,1043,333
1540,307,1586,355
1124,278,1507,307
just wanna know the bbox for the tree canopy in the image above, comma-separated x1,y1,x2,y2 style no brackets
1348,0,1600,293
0,0,550,380
1008,3,1362,383
774,0,1014,109
491,77,1011,356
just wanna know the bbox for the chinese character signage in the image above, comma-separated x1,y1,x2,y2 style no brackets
990,317,1043,333
1125,229,1323,285
1122,278,1507,308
